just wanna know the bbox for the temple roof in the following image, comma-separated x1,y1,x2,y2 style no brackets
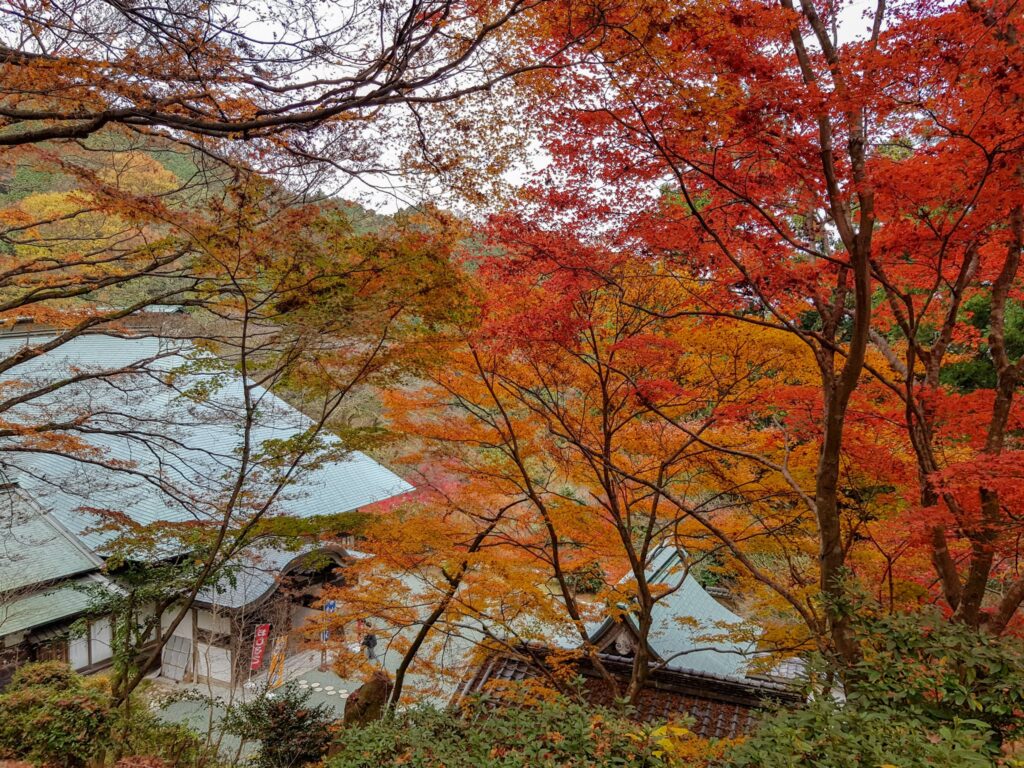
587,545,752,678
196,540,369,610
454,649,802,740
0,492,102,595
0,492,116,636
0,333,412,552
0,574,114,636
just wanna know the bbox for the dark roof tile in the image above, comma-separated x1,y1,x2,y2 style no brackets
456,650,801,741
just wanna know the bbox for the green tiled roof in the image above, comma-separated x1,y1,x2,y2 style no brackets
0,574,109,636
0,495,102,594
0,334,413,552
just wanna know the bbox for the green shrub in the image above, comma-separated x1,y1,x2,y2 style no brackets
6,659,78,689
221,683,335,768
114,700,213,768
0,662,113,767
849,608,1024,742
724,609,1024,768
0,662,212,768
327,694,659,768
725,697,998,768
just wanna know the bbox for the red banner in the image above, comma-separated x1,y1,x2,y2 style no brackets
250,623,271,670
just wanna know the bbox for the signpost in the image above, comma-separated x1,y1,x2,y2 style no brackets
321,599,337,642
320,599,337,669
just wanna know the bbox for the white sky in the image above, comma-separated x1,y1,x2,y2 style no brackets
262,0,890,215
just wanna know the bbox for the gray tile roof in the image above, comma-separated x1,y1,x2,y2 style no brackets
455,547,804,735
196,540,360,610
456,650,803,739
588,545,752,678
0,573,113,636
0,334,413,552
0,492,103,594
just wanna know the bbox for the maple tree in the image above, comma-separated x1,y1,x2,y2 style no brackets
0,0,590,165
0,0,592,642
0,0,535,706
2,0,1023,760
857,7,1024,632
316,474,560,706
0,124,472,709
478,0,1024,661
342,226,878,704
0,0,597,555
96,197,470,703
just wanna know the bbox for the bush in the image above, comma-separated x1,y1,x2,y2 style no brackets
327,694,662,768
0,662,113,767
114,699,213,768
725,697,998,768
6,660,77,690
849,608,1024,743
724,609,1024,768
221,683,335,768
0,662,210,768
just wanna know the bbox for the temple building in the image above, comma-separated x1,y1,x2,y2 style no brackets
455,546,803,739
0,329,410,687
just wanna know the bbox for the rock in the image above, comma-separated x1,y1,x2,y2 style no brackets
342,670,393,726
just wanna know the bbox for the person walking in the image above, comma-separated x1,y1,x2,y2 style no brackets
358,626,378,663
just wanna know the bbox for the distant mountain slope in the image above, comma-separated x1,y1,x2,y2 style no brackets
0,129,392,231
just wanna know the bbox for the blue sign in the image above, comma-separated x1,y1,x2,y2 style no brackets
321,599,337,642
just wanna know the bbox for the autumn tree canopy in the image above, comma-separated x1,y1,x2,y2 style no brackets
454,0,1024,659
0,0,585,173
309,0,1024,712
0,0,584,703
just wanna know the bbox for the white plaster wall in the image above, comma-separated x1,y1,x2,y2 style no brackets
89,617,112,663
196,609,231,635
162,605,194,640
69,635,89,669
195,642,232,684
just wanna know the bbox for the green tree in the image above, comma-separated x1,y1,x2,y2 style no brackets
221,683,335,768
